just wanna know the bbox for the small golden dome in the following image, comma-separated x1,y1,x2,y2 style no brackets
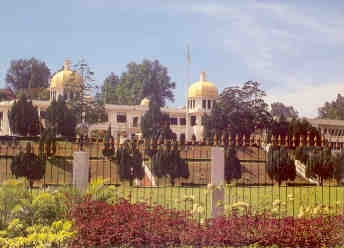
140,97,150,106
188,72,218,98
50,59,82,90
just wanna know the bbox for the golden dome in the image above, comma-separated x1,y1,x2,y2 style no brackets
140,97,150,106
188,72,218,98
50,59,82,90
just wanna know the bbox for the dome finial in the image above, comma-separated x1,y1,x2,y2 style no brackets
64,58,71,71
200,72,206,82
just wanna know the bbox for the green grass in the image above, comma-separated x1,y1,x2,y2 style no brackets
109,184,344,219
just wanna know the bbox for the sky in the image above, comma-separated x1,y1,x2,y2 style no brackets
1,0,344,117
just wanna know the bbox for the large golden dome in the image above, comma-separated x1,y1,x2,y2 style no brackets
188,72,218,98
50,59,82,89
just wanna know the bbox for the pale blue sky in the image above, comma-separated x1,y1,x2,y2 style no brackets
1,0,344,117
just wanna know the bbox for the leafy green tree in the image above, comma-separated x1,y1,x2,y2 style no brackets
8,94,40,136
270,102,298,119
102,59,175,106
141,101,176,141
10,143,45,188
151,142,189,185
270,114,289,137
204,81,272,138
318,94,344,119
288,118,320,146
5,58,50,93
224,147,241,183
45,96,76,137
116,140,144,186
307,147,335,185
266,146,296,185
100,73,120,104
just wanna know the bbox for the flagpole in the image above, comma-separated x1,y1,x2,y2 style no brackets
185,44,191,141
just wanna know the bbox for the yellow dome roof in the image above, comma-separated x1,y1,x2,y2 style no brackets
188,72,218,98
140,97,150,106
50,59,82,89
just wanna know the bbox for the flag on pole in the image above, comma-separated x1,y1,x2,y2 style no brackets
186,44,191,64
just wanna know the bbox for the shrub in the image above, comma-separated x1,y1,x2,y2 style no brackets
266,146,296,185
70,199,195,248
10,143,45,188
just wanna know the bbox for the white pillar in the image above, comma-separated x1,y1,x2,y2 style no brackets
73,151,89,193
211,147,225,218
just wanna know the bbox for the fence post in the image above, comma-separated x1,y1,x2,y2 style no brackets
211,146,225,218
73,151,89,193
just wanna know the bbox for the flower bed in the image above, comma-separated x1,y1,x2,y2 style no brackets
70,199,344,248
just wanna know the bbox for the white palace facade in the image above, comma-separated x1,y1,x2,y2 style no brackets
1,59,344,147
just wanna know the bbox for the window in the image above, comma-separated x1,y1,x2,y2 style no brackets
117,113,127,123
190,116,196,126
202,100,206,109
133,117,139,127
208,100,211,109
179,118,186,125
170,117,178,125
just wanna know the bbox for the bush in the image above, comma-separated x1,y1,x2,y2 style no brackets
70,199,344,248
70,199,195,248
10,143,45,188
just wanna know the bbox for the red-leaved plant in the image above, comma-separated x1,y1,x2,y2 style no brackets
70,199,344,248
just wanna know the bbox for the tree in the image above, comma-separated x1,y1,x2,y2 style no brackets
270,102,298,119
266,146,296,186
224,147,242,183
116,140,144,186
151,142,189,185
102,125,115,158
306,147,335,185
318,94,344,119
288,118,320,146
45,96,77,137
10,143,45,188
204,81,272,138
5,58,50,93
100,73,121,104
68,59,107,124
102,59,175,107
8,94,40,136
141,101,175,141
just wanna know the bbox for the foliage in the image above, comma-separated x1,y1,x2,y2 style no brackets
68,59,107,124
0,219,74,248
204,81,272,138
5,58,50,92
318,93,344,119
141,100,176,150
306,147,336,185
98,72,120,104
266,146,296,185
8,94,41,136
116,140,144,185
151,142,189,185
270,102,298,119
224,147,242,183
70,198,344,248
39,127,57,158
103,59,175,106
70,199,194,248
287,118,321,146
102,125,115,157
10,143,45,188
45,96,77,137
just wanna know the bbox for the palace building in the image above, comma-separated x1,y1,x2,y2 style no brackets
1,59,344,147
